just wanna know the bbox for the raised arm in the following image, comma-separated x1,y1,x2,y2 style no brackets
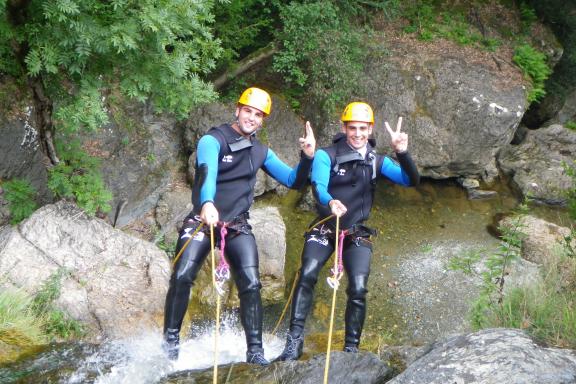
262,121,316,189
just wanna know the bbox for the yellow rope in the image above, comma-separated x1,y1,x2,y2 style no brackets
269,214,335,338
171,223,204,268
323,215,340,384
270,269,301,337
210,224,221,384
306,214,335,232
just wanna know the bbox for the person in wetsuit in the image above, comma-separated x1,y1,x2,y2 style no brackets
163,87,316,365
275,101,419,361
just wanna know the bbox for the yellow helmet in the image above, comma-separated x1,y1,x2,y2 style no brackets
238,87,272,115
341,102,374,124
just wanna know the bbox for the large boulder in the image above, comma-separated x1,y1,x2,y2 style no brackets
307,34,528,183
498,124,576,205
500,214,575,288
167,351,393,384
0,201,170,341
78,100,183,228
388,328,576,384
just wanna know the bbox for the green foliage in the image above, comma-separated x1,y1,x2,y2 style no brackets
566,121,576,131
1,0,222,136
213,0,278,69
0,289,46,347
2,179,38,224
401,2,501,51
519,1,537,32
273,1,368,115
491,256,576,348
47,139,112,216
513,44,552,103
449,202,528,329
30,269,84,340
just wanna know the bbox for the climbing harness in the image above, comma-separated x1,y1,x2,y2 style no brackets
171,223,205,268
323,215,344,384
210,224,222,384
270,215,335,337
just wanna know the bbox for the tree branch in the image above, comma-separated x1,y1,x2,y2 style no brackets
212,45,277,90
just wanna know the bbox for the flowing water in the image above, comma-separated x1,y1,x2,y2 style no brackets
1,179,571,383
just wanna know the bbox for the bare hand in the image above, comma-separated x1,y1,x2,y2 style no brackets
299,121,316,158
385,117,408,153
329,199,347,217
200,202,219,226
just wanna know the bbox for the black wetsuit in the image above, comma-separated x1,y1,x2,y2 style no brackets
288,133,419,349
164,123,312,355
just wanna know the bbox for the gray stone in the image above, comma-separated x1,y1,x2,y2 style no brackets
500,214,575,288
388,328,576,384
166,351,393,383
467,189,498,200
0,200,170,341
0,105,52,204
79,101,182,228
498,124,576,205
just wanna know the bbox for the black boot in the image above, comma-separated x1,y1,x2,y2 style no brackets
274,334,304,361
246,347,270,366
343,344,359,353
163,328,180,361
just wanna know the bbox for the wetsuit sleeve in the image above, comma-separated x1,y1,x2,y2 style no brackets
381,151,420,186
262,149,313,189
196,135,220,204
311,149,333,206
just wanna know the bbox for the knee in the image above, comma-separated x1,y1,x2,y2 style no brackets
347,275,368,299
236,268,262,295
299,260,323,289
170,261,199,286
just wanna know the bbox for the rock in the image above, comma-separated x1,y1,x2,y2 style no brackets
500,214,575,288
78,101,182,228
154,185,192,246
0,200,170,341
458,177,480,189
467,189,498,200
308,36,528,183
167,351,393,383
0,87,52,204
388,328,576,384
498,124,576,205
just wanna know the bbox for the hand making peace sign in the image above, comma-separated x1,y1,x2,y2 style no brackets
385,116,408,153
299,121,316,158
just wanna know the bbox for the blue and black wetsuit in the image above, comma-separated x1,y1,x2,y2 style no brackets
164,123,312,357
287,133,418,351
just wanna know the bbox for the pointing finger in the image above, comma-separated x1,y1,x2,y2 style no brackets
396,116,403,133
385,121,393,135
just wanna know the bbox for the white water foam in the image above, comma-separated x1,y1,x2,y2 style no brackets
67,316,285,384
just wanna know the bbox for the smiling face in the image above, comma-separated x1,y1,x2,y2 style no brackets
343,121,373,150
233,104,265,136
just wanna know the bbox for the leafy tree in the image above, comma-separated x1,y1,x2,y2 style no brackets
273,1,368,115
1,0,222,165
